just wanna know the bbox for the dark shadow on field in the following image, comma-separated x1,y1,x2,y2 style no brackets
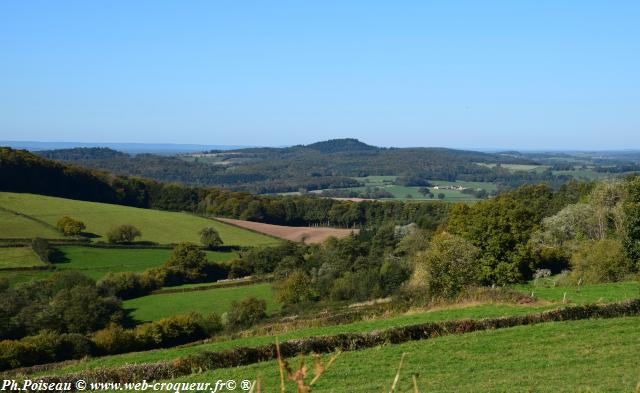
120,308,140,328
80,232,101,239
49,248,70,264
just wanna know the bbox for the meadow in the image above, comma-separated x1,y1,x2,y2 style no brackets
0,208,62,239
52,246,238,280
0,192,278,246
324,176,498,202
123,282,278,322
170,316,640,392
34,302,555,375
0,247,45,268
31,280,639,376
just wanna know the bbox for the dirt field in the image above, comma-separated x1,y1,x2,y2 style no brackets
214,217,358,244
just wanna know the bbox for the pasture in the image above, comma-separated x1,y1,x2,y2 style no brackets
53,246,238,280
514,280,639,304
0,192,278,246
34,302,555,375
0,247,45,268
123,282,277,322
171,316,640,392
0,208,62,239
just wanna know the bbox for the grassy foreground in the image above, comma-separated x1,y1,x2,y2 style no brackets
123,283,278,322
0,192,278,246
170,316,640,392
40,303,554,375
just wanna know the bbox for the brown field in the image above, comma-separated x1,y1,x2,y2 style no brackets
214,217,358,244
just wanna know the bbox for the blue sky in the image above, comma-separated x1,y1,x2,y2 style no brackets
1,1,638,149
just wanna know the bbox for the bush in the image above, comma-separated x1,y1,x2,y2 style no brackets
275,270,315,305
164,242,208,283
56,216,86,237
570,239,636,283
107,224,142,243
226,297,267,329
0,331,93,371
411,232,480,299
93,324,136,354
97,272,148,299
199,227,223,249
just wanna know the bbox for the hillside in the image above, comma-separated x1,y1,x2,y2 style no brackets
31,139,544,193
0,192,278,246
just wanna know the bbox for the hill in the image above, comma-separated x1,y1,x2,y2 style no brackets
0,192,278,246
303,138,377,153
28,139,546,193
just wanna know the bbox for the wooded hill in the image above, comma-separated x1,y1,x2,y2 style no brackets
0,147,449,229
36,138,549,193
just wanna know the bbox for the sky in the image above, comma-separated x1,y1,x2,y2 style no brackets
1,1,639,150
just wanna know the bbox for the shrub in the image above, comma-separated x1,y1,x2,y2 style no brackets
107,224,142,243
199,227,223,249
200,313,224,336
411,232,480,299
164,242,208,283
93,324,136,354
570,239,635,283
56,216,86,237
275,270,315,305
227,259,253,279
97,272,148,299
0,331,93,371
226,297,267,329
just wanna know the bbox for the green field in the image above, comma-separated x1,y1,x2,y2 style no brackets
0,247,45,268
123,282,277,322
515,281,640,304
36,303,555,375
0,208,62,239
170,316,640,392
340,177,497,202
478,163,549,172
0,192,278,246
53,246,238,280
33,281,640,376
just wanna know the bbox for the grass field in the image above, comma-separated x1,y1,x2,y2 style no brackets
37,303,555,375
53,246,238,280
514,281,639,304
123,282,277,322
0,247,45,268
346,177,497,202
0,192,278,246
0,208,62,239
170,316,640,392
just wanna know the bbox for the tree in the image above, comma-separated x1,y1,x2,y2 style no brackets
164,242,208,282
106,224,141,243
571,239,635,283
275,270,315,305
199,227,223,249
437,193,445,200
56,216,85,237
226,297,267,328
623,176,640,268
411,232,480,299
